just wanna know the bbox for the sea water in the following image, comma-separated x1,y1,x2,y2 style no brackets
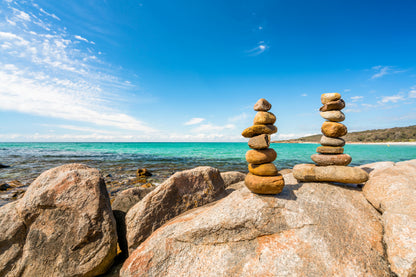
1,142,415,186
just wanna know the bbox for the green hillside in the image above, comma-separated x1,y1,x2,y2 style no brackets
275,125,416,143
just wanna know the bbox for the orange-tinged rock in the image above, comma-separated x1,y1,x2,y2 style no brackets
316,146,344,154
242,124,277,138
253,98,272,111
246,148,277,164
293,164,369,183
321,121,347,138
321,93,341,104
319,99,345,112
248,134,270,149
253,112,276,125
244,173,284,194
311,154,352,166
248,163,278,176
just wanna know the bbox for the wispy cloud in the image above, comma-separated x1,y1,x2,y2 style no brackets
74,35,95,44
350,96,363,102
184,118,205,125
301,93,307,97
370,65,405,79
409,86,416,98
378,94,405,104
191,123,235,133
228,113,247,122
246,41,268,56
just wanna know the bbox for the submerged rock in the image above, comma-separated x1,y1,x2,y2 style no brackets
120,174,390,277
0,164,117,277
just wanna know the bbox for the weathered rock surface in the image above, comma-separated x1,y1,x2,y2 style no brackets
245,148,277,164
253,111,276,125
359,161,395,176
293,164,369,183
321,121,348,138
248,134,270,149
319,99,345,112
220,171,246,187
321,92,341,104
112,187,155,257
320,110,345,122
120,174,390,277
363,159,416,276
248,162,278,176
125,166,225,254
311,153,352,166
0,164,117,277
244,173,284,194
320,135,346,147
316,146,344,154
253,98,272,111
241,124,277,138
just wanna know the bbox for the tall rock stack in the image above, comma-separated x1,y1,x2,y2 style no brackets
241,98,285,194
293,93,369,184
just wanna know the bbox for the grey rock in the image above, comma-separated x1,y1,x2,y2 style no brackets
220,171,246,187
248,134,270,149
320,135,346,147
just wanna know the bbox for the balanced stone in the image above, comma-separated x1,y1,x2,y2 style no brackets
244,173,284,194
248,163,278,176
253,111,276,125
253,98,272,111
321,122,347,138
248,134,270,149
319,99,345,112
242,124,277,138
246,149,277,164
293,164,369,183
320,111,345,122
316,146,344,154
321,93,341,104
320,135,346,147
311,154,352,166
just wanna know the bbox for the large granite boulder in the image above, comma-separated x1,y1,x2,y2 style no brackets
120,174,391,276
0,164,117,277
125,166,225,254
220,171,246,187
363,159,416,276
112,187,155,257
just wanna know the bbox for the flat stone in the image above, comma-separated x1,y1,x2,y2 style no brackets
244,173,284,194
248,134,270,149
316,146,344,154
321,93,341,104
319,99,345,112
293,164,369,184
321,121,347,138
242,124,277,138
248,163,278,176
246,148,277,164
253,98,272,111
253,112,276,125
320,135,346,146
320,110,345,122
311,154,352,166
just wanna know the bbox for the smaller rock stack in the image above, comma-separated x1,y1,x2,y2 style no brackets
312,93,351,166
241,98,285,194
293,93,369,184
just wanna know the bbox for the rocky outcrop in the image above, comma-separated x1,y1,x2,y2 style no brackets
363,159,416,276
0,164,117,277
112,187,155,257
121,174,391,277
220,171,246,187
125,166,225,254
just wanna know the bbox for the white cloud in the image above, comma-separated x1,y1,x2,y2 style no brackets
246,41,268,56
301,93,307,97
15,10,31,21
350,96,363,102
191,123,235,133
74,35,95,44
184,118,205,125
371,65,390,79
409,86,416,98
379,94,405,103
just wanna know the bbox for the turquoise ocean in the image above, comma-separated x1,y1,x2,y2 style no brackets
1,142,416,186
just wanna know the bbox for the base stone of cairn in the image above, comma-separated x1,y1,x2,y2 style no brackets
242,98,285,194
293,93,369,184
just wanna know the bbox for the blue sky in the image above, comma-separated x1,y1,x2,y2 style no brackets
0,0,415,142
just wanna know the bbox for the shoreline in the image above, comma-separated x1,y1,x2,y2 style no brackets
273,141,416,145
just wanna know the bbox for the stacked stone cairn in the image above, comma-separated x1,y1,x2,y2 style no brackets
241,98,285,194
293,93,369,184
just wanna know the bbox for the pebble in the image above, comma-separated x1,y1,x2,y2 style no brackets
253,98,272,111
321,93,341,104
321,122,347,138
311,154,352,166
248,134,270,150
241,124,277,138
245,149,277,164
319,99,345,112
320,111,345,122
320,135,346,147
248,163,278,176
316,146,344,154
244,173,284,194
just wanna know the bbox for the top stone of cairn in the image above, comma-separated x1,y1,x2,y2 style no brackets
254,98,272,111
321,93,341,104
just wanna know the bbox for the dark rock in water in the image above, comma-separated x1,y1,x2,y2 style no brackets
0,163,117,277
125,166,225,254
112,187,155,257
120,174,391,277
106,173,113,178
0,163,10,168
136,168,152,177
0,183,11,191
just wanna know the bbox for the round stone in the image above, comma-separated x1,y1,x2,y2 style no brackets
248,163,278,176
320,135,346,147
242,124,277,138
253,98,272,111
316,146,344,154
321,93,341,104
311,154,352,166
248,134,270,150
321,122,347,138
319,99,345,112
253,112,276,125
246,149,277,164
320,111,345,122
244,173,285,194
